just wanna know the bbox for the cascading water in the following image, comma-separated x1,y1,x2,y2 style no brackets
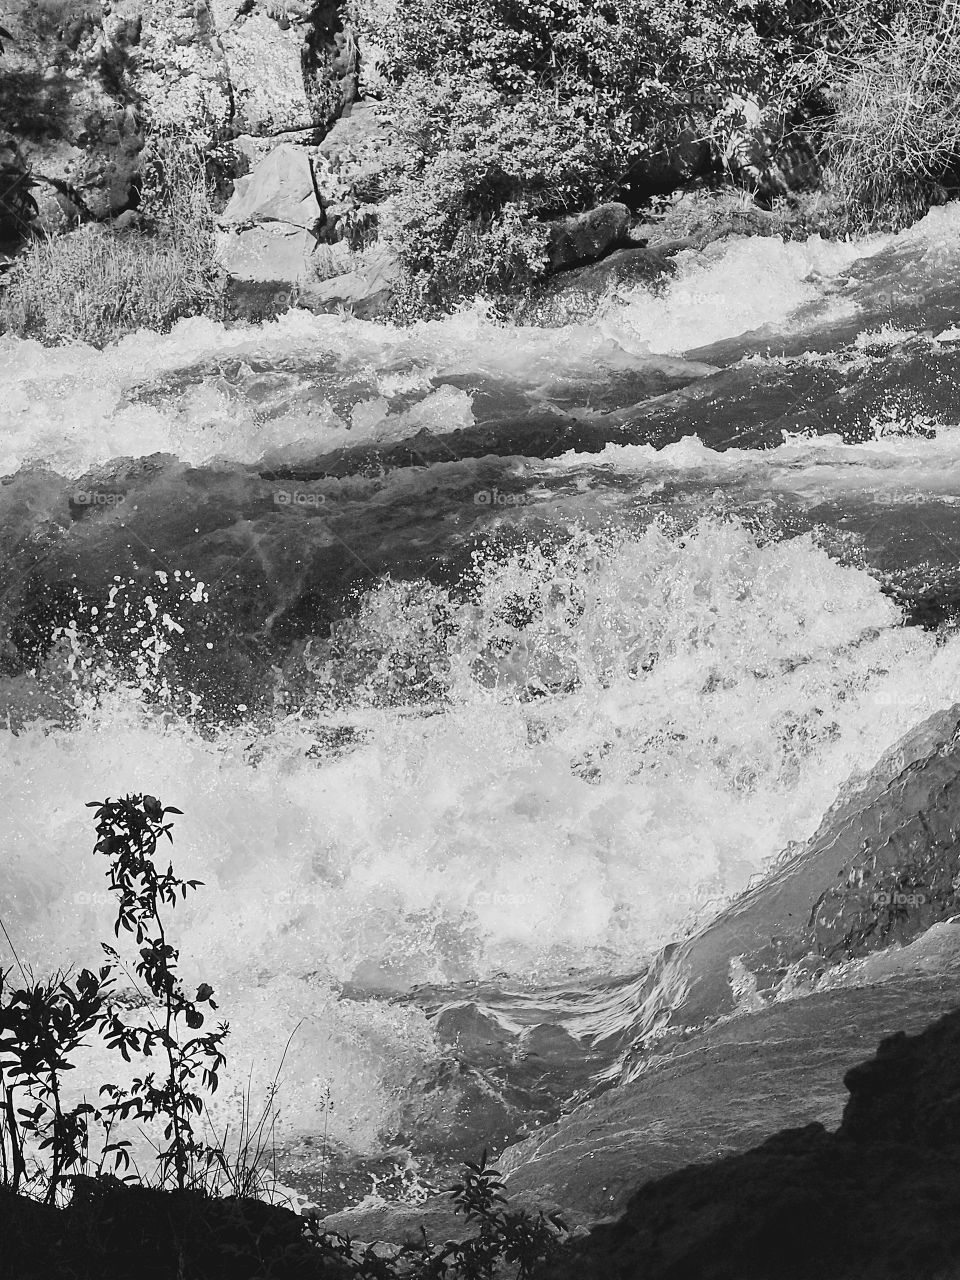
5,204,960,1208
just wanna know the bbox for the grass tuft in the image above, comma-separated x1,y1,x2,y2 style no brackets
0,131,225,347
818,0,960,231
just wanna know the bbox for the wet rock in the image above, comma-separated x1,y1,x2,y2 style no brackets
596,702,960,1071
546,202,632,272
528,1005,960,1280
525,245,678,323
502,970,960,1221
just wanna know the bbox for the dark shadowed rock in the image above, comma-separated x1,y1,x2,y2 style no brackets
530,1007,960,1280
839,1010,960,1147
619,122,714,204
1,1176,352,1279
546,203,632,271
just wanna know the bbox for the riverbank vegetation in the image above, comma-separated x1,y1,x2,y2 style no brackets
1,0,960,339
351,0,960,311
0,132,225,344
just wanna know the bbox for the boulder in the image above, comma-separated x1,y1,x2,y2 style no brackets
524,245,677,324
220,143,322,231
297,245,398,320
217,13,314,136
216,223,319,284
546,202,632,272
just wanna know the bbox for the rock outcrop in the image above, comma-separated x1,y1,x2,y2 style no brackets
0,0,358,232
529,1005,960,1280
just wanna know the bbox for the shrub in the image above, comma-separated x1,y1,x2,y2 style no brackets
310,1149,568,1278
0,965,113,1202
379,72,617,313
1,796,228,1200
817,0,960,230
349,0,841,313
89,794,228,1192
0,224,223,345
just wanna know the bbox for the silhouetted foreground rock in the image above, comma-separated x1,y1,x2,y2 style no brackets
531,1007,960,1280
0,1178,350,1280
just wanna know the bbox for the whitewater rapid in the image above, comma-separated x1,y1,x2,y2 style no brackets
4,203,960,1192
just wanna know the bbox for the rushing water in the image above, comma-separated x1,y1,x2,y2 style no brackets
4,205,960,1207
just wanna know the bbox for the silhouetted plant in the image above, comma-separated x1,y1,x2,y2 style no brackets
88,793,228,1190
0,964,113,1201
2,797,570,1279
307,1149,567,1279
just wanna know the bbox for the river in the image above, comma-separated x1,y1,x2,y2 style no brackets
4,204,960,1209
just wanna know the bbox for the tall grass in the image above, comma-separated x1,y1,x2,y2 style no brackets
0,131,225,346
819,0,960,230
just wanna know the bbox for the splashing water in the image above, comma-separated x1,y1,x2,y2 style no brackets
6,206,960,1196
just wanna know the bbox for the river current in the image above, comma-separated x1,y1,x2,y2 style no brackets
4,205,960,1207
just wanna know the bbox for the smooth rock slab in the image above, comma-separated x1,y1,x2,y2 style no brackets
216,223,318,283
502,972,960,1224
529,1005,960,1280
